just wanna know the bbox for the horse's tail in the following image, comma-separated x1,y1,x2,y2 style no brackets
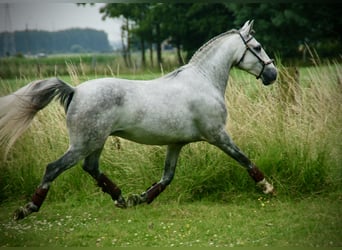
0,77,74,156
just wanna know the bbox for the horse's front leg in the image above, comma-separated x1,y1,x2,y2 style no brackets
127,144,184,207
210,130,275,195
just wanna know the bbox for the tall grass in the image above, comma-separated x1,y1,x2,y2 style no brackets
227,63,342,195
0,52,180,79
0,61,341,203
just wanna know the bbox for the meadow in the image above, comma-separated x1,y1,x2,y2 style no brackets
0,55,341,247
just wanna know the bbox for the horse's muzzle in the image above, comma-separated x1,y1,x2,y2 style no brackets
261,66,277,85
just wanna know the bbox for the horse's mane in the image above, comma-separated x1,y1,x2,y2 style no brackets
189,29,238,64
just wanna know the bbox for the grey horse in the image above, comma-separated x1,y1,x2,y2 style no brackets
0,20,277,220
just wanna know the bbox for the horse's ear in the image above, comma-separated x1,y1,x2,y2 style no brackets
240,20,254,38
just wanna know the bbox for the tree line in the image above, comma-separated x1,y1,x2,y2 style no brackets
0,28,112,57
100,3,341,67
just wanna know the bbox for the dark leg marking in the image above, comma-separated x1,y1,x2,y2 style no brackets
82,148,126,208
97,173,122,200
97,173,126,208
145,182,166,204
31,187,49,209
248,165,265,183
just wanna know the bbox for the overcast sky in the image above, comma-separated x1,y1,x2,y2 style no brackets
0,3,122,43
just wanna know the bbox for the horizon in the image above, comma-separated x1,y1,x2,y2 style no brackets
0,3,122,43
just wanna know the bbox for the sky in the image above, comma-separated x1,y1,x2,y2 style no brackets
0,3,122,44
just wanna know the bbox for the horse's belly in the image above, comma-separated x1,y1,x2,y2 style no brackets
113,126,201,145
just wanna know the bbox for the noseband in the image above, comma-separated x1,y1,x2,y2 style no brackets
236,32,274,79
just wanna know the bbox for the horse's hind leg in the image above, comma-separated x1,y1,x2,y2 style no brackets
14,147,84,220
82,148,126,208
210,130,275,194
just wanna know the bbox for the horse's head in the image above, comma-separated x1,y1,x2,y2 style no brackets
235,20,277,85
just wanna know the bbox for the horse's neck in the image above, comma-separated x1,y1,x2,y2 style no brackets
189,34,238,94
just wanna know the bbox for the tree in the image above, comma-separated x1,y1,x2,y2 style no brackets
227,3,342,59
98,3,341,67
101,4,157,68
146,4,168,66
183,3,234,61
157,4,190,65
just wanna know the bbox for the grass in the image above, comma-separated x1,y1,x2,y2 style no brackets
0,62,341,199
0,193,341,247
0,52,180,79
0,57,341,247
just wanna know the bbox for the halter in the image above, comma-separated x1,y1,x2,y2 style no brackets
236,32,274,79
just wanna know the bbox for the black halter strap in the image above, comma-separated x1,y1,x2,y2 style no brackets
236,32,274,79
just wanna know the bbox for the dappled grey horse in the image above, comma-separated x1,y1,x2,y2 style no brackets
0,20,277,220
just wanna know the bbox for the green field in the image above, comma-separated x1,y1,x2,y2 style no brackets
0,56,341,247
1,193,341,247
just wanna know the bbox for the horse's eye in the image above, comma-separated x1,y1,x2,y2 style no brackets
254,45,262,52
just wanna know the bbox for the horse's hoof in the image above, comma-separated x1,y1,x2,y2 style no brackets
263,184,276,196
267,188,277,196
13,207,27,221
257,179,276,196
127,194,145,208
13,202,38,220
115,196,127,209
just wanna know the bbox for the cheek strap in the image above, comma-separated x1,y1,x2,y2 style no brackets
236,32,274,79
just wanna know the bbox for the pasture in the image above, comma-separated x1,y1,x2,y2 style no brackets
0,56,341,247
1,194,340,247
